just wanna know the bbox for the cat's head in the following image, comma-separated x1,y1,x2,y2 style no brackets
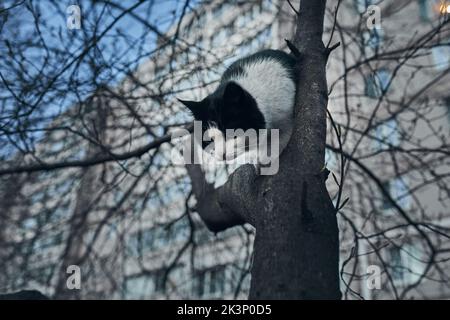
178,81,265,149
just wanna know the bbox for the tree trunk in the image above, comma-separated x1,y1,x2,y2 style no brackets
249,169,340,299
249,0,340,300
187,0,341,299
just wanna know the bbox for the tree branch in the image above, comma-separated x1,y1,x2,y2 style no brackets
0,125,192,176
185,163,256,233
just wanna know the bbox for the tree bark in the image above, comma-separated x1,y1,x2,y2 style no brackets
187,0,341,299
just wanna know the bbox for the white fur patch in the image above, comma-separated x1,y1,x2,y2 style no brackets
229,58,296,153
231,58,296,130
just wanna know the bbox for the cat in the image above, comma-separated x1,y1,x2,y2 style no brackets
178,49,297,165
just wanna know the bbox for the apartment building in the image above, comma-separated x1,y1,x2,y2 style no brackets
324,0,450,299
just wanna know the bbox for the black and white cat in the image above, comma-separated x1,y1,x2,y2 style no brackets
179,49,297,161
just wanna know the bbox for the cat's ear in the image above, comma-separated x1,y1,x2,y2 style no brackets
223,82,247,106
177,98,205,119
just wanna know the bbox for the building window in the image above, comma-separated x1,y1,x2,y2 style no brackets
381,180,393,210
194,222,213,244
262,0,273,11
127,218,189,257
388,246,404,282
125,270,166,299
22,217,38,230
54,180,72,195
325,148,338,170
236,26,271,57
211,28,227,47
255,26,272,48
177,78,191,92
29,265,54,285
153,269,166,294
195,13,206,28
168,217,190,243
33,232,63,251
30,191,45,204
223,54,236,69
363,28,383,50
365,69,390,98
212,4,226,19
194,266,226,298
127,233,139,257
141,228,155,249
387,244,424,285
154,64,170,79
125,275,152,299
237,40,254,57
381,177,410,211
235,9,253,28
431,45,450,71
195,270,205,297
209,267,225,295
52,205,69,222
354,0,374,14
374,118,400,150
49,140,64,154
127,228,154,257
418,0,431,21
444,96,450,123
197,35,203,46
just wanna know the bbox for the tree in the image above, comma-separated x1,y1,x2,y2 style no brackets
0,0,449,300
187,0,341,299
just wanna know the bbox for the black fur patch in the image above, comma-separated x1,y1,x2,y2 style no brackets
179,49,296,150
180,81,265,149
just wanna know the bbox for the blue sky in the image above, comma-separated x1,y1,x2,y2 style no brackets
1,0,199,108
0,0,201,155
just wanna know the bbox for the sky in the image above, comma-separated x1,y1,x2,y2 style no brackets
0,0,201,155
